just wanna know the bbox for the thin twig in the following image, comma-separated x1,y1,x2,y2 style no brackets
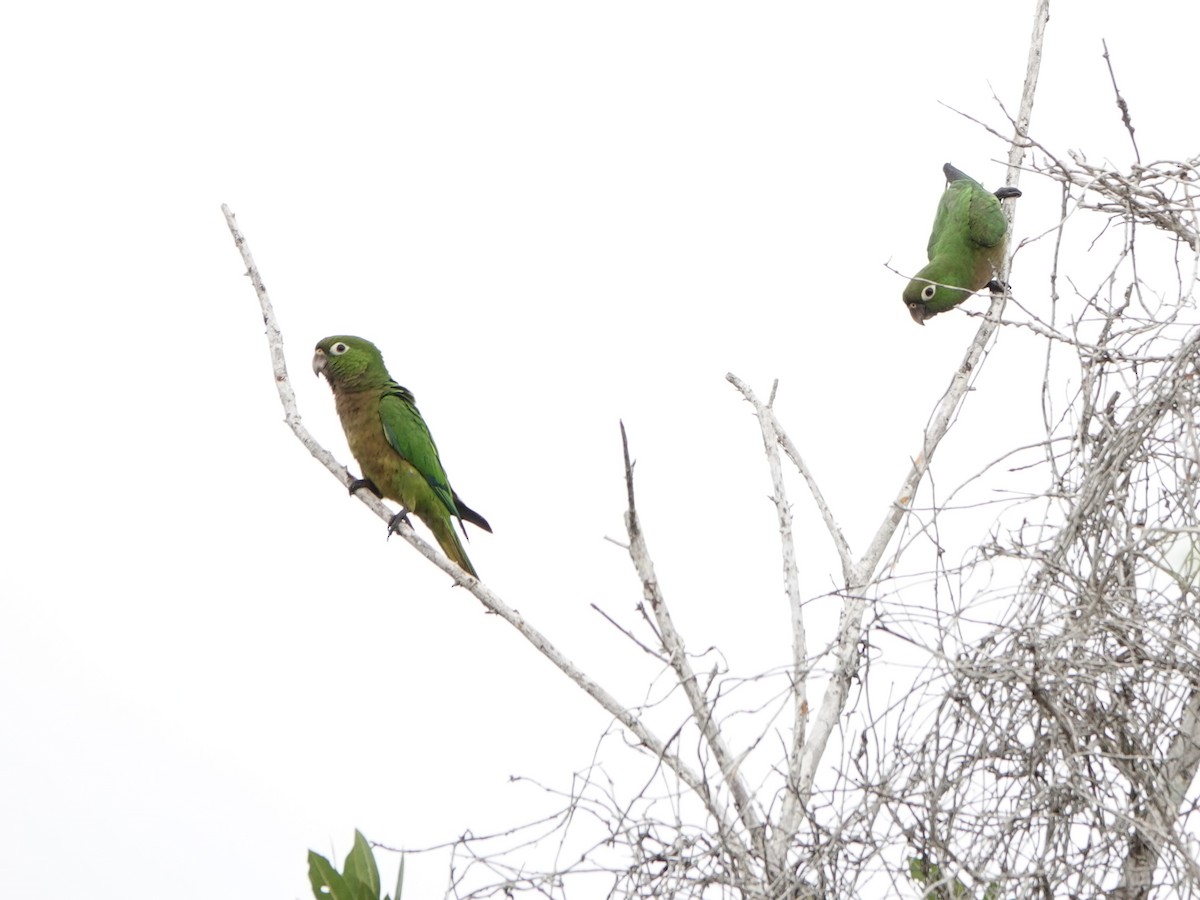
589,602,669,663
1102,38,1140,164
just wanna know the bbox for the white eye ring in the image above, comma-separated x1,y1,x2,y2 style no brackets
921,285,937,301
331,342,349,355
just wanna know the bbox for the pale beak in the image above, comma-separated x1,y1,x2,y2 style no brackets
312,349,327,376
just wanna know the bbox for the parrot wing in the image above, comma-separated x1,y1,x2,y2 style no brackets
933,164,1007,252
378,387,461,520
925,186,955,260
965,186,1007,249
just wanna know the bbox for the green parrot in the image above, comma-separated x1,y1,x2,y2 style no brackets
313,335,491,577
902,162,1022,324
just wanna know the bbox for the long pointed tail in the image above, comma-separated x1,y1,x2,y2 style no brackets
430,514,478,578
452,490,492,534
943,162,974,184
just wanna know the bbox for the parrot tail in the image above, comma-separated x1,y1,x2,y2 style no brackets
432,516,479,578
452,491,493,535
943,162,973,183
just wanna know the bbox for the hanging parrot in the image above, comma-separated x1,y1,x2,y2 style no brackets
313,335,491,577
902,162,1022,324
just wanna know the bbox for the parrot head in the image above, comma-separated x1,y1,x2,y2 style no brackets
313,335,388,390
903,279,936,325
902,275,970,325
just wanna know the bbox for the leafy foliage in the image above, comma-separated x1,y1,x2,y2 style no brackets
309,830,403,900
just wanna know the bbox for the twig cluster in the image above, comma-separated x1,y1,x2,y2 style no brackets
880,153,1200,899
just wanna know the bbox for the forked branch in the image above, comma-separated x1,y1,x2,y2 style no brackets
619,422,770,871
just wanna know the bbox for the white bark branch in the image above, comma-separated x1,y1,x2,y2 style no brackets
723,377,810,866
727,375,855,583
220,204,754,874
618,423,768,871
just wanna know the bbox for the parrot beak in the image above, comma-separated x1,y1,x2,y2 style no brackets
312,349,327,377
907,304,927,326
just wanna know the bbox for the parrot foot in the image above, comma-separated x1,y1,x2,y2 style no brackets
348,477,383,498
986,279,1011,294
387,509,413,536
994,186,1022,200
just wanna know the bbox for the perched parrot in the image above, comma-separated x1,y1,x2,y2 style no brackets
902,162,1022,324
313,335,491,577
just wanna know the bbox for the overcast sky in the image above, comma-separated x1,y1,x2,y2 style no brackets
3,1,1197,897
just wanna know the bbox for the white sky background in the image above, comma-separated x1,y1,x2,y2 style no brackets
2,1,1198,897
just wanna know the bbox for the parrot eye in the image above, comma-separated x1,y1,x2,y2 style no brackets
331,342,349,355
921,284,937,301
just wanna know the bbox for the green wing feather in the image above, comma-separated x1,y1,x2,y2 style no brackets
925,188,954,259
965,185,1007,248
377,385,462,521
937,165,1005,250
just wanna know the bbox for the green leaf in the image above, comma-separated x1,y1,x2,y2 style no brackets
308,851,354,900
392,852,405,900
343,830,382,900
906,857,974,899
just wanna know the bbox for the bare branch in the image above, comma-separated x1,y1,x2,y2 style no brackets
619,421,768,875
727,374,855,582
221,204,751,872
721,377,811,864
